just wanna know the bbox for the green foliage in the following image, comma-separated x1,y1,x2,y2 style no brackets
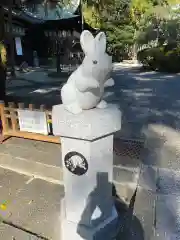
137,47,163,69
83,4,100,28
83,0,180,61
138,45,180,73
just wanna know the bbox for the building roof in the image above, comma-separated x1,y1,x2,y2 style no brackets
3,4,95,33
21,0,80,21
3,6,45,24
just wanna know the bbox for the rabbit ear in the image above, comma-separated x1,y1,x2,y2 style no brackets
80,30,94,55
95,32,106,53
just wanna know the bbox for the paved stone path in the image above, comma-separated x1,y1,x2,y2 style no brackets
0,167,156,240
0,135,155,240
0,168,63,240
112,65,180,139
6,67,66,108
6,65,180,139
3,64,180,239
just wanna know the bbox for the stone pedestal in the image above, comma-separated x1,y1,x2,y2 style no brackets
52,104,121,240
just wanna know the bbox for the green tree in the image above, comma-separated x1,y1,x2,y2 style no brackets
83,4,100,28
129,0,154,58
83,0,154,59
83,0,133,60
136,0,179,47
101,0,134,59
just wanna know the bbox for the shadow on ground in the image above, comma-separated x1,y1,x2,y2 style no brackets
5,68,68,108
114,184,144,240
6,66,180,139
110,67,180,138
6,79,63,109
77,172,144,240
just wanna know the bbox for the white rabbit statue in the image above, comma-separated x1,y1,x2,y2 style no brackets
61,30,114,114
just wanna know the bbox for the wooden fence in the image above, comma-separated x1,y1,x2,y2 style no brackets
0,102,60,144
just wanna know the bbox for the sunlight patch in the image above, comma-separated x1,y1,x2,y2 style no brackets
30,87,60,94
30,89,49,94
133,91,154,97
103,92,114,98
91,206,102,220
6,91,14,95
139,72,157,76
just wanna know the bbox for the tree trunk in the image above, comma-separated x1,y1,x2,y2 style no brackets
0,6,6,102
56,40,62,73
0,67,6,102
132,29,137,61
45,0,48,17
56,54,61,73
80,0,84,31
8,0,15,77
132,43,137,60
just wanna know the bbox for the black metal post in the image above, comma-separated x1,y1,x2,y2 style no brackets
8,0,16,77
56,36,61,73
0,5,6,102
56,43,61,73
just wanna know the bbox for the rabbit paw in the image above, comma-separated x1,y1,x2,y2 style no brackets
90,79,100,89
104,78,115,87
65,103,83,114
76,78,99,92
96,100,107,109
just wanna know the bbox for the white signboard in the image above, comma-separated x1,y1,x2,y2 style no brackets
15,37,23,56
18,110,48,135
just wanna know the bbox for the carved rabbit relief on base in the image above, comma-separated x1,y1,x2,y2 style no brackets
61,30,114,114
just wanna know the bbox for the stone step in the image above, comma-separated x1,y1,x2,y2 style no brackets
0,137,143,186
0,152,139,186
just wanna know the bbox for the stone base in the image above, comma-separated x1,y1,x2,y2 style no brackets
60,199,119,240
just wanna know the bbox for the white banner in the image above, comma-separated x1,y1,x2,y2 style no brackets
15,37,23,56
18,109,48,135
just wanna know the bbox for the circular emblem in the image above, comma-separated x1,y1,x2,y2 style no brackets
64,151,88,176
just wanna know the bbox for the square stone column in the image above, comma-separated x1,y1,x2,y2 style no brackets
52,104,121,240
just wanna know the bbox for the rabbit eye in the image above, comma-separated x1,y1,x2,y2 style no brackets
93,60,97,64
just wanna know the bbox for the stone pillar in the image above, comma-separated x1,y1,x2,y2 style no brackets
52,104,121,240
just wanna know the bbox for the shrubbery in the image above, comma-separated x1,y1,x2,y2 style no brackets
137,45,180,73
